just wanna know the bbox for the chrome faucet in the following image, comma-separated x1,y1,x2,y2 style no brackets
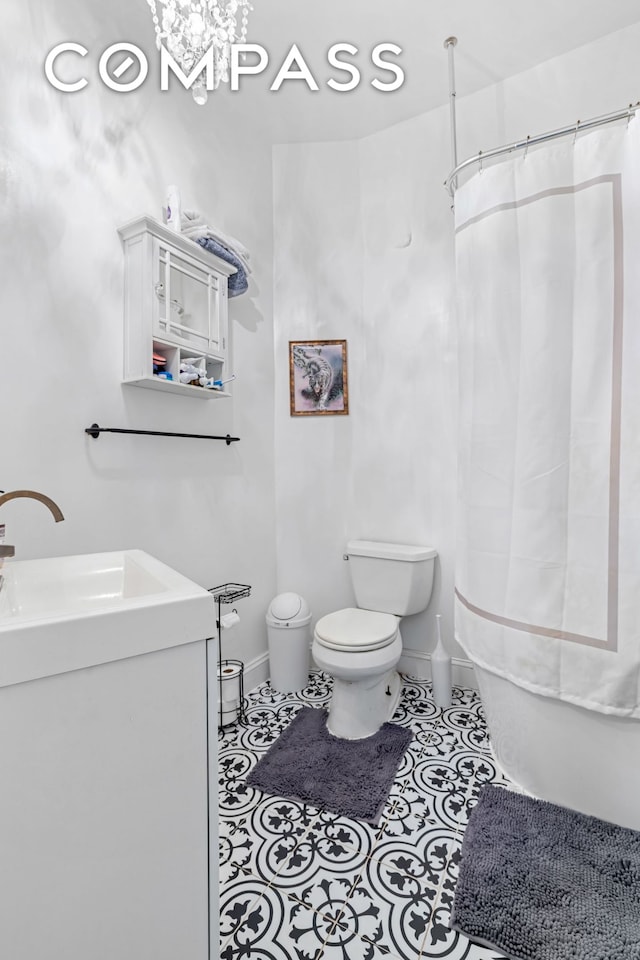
0,489,65,558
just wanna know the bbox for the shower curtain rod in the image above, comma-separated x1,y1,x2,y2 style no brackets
442,38,639,198
444,37,459,193
444,102,640,198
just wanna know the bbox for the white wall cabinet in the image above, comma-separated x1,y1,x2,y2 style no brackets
118,216,237,399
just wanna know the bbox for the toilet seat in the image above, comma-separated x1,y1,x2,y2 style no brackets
314,607,399,653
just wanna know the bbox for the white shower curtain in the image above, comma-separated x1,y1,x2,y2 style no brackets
454,118,640,717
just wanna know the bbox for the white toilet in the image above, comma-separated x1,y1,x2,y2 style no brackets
312,540,437,739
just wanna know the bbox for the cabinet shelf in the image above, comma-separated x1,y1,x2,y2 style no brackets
123,376,231,399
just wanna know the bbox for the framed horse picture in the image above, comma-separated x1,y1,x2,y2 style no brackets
289,340,349,416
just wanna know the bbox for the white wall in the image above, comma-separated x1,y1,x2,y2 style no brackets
4,5,640,683
273,20,640,672
0,2,276,669
273,118,456,668
273,141,364,620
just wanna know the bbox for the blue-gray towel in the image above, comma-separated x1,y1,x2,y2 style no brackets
196,236,248,297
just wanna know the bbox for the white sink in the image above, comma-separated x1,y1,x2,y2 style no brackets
0,550,215,688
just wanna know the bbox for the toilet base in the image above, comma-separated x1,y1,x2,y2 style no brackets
326,668,403,740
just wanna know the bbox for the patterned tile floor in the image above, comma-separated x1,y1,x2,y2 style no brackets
218,672,512,960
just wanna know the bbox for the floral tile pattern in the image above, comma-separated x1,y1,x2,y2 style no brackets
218,671,508,959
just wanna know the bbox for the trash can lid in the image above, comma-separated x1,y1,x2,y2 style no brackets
268,592,310,621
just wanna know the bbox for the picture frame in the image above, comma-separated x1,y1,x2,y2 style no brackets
289,339,349,416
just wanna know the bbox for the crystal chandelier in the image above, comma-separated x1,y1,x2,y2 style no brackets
146,0,252,105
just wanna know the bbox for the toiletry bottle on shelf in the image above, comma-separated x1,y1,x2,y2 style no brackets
431,613,452,708
166,185,181,232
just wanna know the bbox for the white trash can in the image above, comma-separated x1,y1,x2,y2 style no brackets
266,593,312,693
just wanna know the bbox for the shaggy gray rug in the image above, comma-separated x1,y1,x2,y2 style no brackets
246,707,412,824
451,784,640,960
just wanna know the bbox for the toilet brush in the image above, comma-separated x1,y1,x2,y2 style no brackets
431,614,452,708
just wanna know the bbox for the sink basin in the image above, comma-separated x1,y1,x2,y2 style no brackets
0,550,215,688
1,551,177,618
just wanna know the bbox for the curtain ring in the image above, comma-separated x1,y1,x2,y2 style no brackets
478,150,483,174
523,135,531,160
573,120,581,146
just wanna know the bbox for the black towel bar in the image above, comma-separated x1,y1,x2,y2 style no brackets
85,423,240,444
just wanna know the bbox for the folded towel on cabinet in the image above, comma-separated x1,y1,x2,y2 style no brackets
181,209,251,274
196,236,248,298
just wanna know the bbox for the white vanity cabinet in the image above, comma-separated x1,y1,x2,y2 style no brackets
0,639,213,960
118,216,237,399
0,550,219,960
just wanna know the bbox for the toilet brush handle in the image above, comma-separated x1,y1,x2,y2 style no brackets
432,614,452,708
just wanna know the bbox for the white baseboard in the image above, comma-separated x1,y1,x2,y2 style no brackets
244,648,478,695
398,649,478,691
243,651,270,694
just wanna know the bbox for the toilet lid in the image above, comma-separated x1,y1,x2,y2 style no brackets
314,608,399,653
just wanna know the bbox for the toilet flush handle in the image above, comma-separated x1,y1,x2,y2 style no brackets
343,554,349,561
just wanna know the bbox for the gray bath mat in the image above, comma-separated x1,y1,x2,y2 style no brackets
246,707,412,825
451,784,640,960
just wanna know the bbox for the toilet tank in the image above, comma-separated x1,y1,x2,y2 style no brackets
346,540,437,616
